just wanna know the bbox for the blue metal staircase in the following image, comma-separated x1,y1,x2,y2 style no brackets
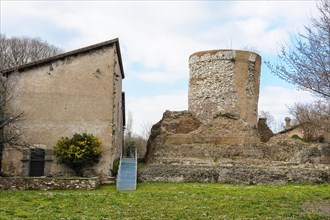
116,148,137,190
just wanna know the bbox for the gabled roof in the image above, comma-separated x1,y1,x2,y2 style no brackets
277,122,309,134
278,125,300,134
1,38,125,79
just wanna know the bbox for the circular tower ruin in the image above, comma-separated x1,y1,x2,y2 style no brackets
188,50,261,127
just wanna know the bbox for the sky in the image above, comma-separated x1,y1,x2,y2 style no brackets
0,0,319,134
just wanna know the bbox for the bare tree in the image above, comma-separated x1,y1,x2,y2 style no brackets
140,121,152,141
0,75,27,174
259,110,285,133
266,0,330,98
259,111,275,127
0,34,63,71
125,111,133,139
123,111,134,156
288,101,330,141
0,76,24,146
123,112,152,159
0,35,63,174
137,121,153,159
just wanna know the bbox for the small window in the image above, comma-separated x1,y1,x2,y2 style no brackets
29,149,45,176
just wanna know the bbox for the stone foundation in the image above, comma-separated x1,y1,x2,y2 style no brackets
0,177,100,190
144,110,330,184
146,110,261,163
138,163,330,185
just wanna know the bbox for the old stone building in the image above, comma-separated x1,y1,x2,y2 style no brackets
1,38,125,181
142,49,330,184
278,119,330,143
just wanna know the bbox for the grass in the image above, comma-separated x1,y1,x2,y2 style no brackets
0,182,329,219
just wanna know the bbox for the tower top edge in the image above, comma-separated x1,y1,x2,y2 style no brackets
189,49,261,60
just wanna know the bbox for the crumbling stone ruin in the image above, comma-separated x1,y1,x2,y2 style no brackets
188,50,260,127
141,50,330,185
257,118,274,142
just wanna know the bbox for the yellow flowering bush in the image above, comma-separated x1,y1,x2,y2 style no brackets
54,133,102,176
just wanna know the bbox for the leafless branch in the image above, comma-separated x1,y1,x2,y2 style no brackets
266,0,330,98
0,34,63,71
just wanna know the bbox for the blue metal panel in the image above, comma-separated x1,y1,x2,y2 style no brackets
116,157,137,190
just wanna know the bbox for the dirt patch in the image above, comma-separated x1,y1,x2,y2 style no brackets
302,202,330,217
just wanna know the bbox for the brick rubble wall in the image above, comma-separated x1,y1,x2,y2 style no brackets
188,50,261,127
0,177,100,190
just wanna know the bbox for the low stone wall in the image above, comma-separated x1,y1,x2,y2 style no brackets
0,177,100,190
138,163,330,185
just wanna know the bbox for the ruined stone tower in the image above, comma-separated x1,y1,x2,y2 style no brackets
188,50,261,127
142,49,329,185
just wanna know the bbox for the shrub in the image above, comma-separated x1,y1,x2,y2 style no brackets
54,133,102,176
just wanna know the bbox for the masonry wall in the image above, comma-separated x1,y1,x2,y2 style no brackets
188,50,261,127
2,45,123,180
111,48,124,165
0,177,100,190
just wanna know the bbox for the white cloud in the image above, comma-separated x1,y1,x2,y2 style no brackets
3,1,318,82
126,91,188,135
225,1,318,54
137,71,184,83
1,1,321,135
258,86,316,126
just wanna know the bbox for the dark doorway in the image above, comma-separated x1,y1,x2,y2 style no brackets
29,149,45,176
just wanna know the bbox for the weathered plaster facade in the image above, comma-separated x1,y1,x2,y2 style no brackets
1,39,125,181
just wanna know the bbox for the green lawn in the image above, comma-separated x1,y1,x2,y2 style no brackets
0,182,329,219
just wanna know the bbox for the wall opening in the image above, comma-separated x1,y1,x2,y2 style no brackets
29,149,45,176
